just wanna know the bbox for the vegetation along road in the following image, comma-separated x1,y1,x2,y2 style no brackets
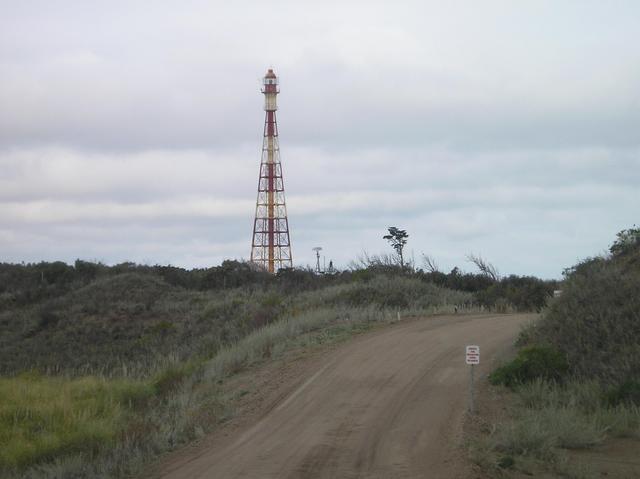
157,313,531,478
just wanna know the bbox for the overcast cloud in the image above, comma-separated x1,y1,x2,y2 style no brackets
1,0,639,278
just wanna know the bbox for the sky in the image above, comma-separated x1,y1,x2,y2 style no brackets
1,0,638,278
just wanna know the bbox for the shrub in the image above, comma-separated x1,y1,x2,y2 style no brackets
476,275,554,312
489,345,569,388
517,379,604,413
593,405,640,439
515,320,537,347
497,455,515,469
606,380,640,407
609,227,640,257
536,250,640,383
37,307,61,330
153,366,190,395
327,275,471,310
493,407,606,458
492,415,556,460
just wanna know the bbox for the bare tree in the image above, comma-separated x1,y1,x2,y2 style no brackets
348,251,373,270
466,253,500,281
421,254,440,273
348,251,397,270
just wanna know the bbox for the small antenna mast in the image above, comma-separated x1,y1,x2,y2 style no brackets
312,247,323,274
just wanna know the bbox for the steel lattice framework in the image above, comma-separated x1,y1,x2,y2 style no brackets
250,69,292,273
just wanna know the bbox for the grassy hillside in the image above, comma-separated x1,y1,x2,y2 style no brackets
474,227,640,477
536,241,640,384
0,269,473,376
1,262,483,478
1,257,554,379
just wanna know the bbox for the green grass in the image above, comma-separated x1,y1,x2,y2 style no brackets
472,379,640,477
0,374,154,470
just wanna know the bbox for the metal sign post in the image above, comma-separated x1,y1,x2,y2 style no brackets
466,345,480,414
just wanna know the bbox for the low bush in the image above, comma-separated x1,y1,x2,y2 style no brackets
493,406,606,458
517,379,604,413
593,406,640,439
492,414,556,461
475,275,554,312
514,320,537,347
153,363,197,396
606,380,640,407
489,345,569,388
308,275,473,311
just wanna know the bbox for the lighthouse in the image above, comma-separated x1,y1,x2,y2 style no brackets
250,69,293,273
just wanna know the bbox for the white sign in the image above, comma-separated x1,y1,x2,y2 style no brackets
466,345,480,365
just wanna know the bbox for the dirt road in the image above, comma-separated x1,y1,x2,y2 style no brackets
158,313,531,478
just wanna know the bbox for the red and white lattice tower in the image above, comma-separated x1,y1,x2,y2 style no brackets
250,68,292,273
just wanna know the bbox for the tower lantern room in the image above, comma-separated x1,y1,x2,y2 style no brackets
263,69,279,111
